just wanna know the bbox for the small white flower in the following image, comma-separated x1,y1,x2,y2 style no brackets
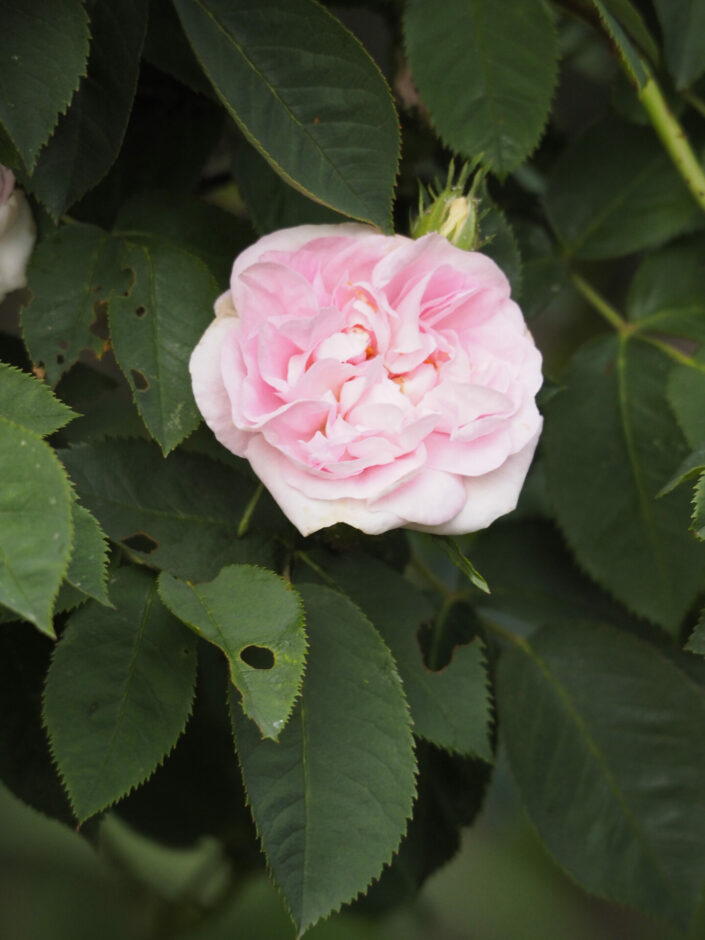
0,166,36,303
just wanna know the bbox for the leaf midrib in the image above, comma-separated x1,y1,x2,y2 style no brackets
524,637,679,906
188,0,379,221
617,336,673,609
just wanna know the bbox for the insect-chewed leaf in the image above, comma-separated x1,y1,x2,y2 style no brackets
159,566,306,741
22,224,129,386
108,239,218,454
232,583,416,935
324,553,492,760
43,567,198,822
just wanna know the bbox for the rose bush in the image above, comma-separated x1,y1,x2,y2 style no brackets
0,166,36,303
190,223,543,536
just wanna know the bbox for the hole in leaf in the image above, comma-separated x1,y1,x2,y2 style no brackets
121,532,159,554
90,301,110,340
56,354,64,364
130,369,150,391
135,305,146,318
240,645,275,670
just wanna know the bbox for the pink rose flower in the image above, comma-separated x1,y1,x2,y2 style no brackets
190,224,543,536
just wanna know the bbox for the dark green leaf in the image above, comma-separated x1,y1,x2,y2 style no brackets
626,236,705,341
22,224,130,386
590,0,649,87
323,553,491,759
109,239,218,454
653,0,705,89
232,583,416,934
0,0,89,169
478,193,522,299
0,361,77,435
0,621,72,822
27,0,148,218
0,417,72,635
596,0,660,64
159,566,306,740
667,351,705,449
404,0,558,174
233,141,349,235
60,439,277,581
0,783,138,940
43,567,198,822
473,520,646,630
659,443,705,495
115,191,254,284
498,621,705,928
64,502,111,606
686,607,705,655
142,0,215,98
693,472,705,539
545,120,701,259
543,335,705,631
174,0,399,230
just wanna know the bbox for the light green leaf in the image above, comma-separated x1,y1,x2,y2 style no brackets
626,236,705,342
0,361,77,435
0,417,72,635
159,566,306,740
27,0,147,217
173,0,399,230
432,535,490,595
64,502,111,606
324,553,491,760
545,120,701,259
0,0,89,170
404,0,558,174
43,567,198,822
590,0,649,88
543,334,705,631
22,224,130,386
232,583,416,934
60,439,278,581
498,621,705,928
653,0,705,90
109,239,218,454
693,472,705,540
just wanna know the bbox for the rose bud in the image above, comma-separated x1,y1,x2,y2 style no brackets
0,166,36,303
190,224,543,536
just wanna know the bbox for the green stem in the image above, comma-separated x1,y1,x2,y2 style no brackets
426,595,455,671
639,334,705,373
570,272,629,332
293,550,339,589
236,483,263,538
638,77,705,215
